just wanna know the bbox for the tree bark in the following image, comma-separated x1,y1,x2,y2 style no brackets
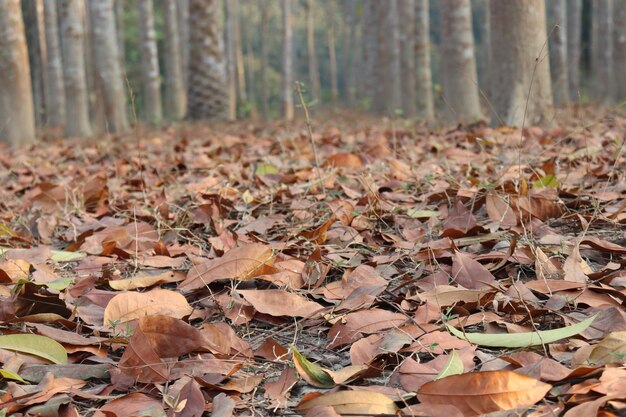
178,0,190,90
114,0,125,64
614,0,626,100
259,0,269,118
0,0,36,145
373,0,401,115
489,0,553,126
305,0,321,102
547,0,569,105
440,0,483,124
242,0,257,117
415,0,434,121
399,0,416,118
233,0,246,104
43,0,65,127
567,0,582,100
137,0,162,124
327,0,338,107
282,0,294,120
59,0,92,137
225,0,238,120
361,0,378,107
163,0,186,120
23,0,47,126
88,0,130,133
592,0,613,103
342,0,358,107
83,0,106,134
187,0,229,119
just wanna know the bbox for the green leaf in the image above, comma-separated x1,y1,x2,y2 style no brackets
290,344,335,388
44,277,75,291
446,314,598,348
255,163,279,175
0,368,25,382
50,250,86,262
0,334,68,364
0,223,17,238
407,209,439,219
532,174,560,189
436,349,464,380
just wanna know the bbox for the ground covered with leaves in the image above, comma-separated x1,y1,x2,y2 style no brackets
1,111,626,416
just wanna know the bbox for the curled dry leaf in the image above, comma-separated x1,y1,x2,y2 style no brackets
237,289,324,318
291,344,368,388
103,288,193,326
296,390,398,415
417,370,551,416
589,331,626,365
180,243,275,291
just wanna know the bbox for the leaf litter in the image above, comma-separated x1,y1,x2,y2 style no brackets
0,117,625,416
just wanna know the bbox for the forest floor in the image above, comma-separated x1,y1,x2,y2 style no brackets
0,107,626,416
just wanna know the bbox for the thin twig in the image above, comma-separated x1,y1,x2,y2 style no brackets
295,81,326,194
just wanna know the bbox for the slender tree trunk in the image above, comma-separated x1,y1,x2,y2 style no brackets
373,1,401,115
88,0,130,133
282,0,294,120
614,0,626,100
233,0,246,104
136,0,162,124
243,0,257,117
225,0,238,120
415,0,434,121
178,0,190,90
387,0,402,115
327,0,338,107
59,0,92,137
361,1,378,107
0,0,36,145
474,0,491,101
592,0,613,103
83,0,106,135
440,0,483,123
489,0,553,126
114,0,125,64
567,0,582,100
399,0,416,118
259,0,269,118
305,0,321,102
343,0,358,107
547,0,569,105
43,0,65,127
187,0,228,119
23,0,47,126
163,0,186,120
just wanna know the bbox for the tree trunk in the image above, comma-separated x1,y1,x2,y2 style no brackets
187,0,229,120
243,0,257,118
225,0,238,120
614,0,626,100
137,0,162,124
343,0,358,107
327,0,338,107
282,0,294,120
88,0,130,133
473,0,491,102
399,0,416,118
114,0,125,64
305,0,321,102
361,1,378,107
59,0,92,137
163,0,186,120
23,0,47,126
440,0,483,124
415,0,434,121
0,0,36,145
259,0,269,118
373,0,401,115
233,0,246,104
547,0,569,105
83,0,106,134
43,0,65,127
592,0,613,103
489,0,553,126
566,0,582,100
178,0,189,89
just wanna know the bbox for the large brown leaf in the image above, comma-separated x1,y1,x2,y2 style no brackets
237,289,324,318
451,251,496,289
103,288,193,326
417,370,551,416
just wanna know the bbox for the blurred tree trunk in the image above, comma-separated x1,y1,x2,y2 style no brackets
415,0,434,121
187,0,228,119
137,0,162,125
374,0,401,115
547,0,569,105
489,0,553,126
440,0,483,124
342,0,358,107
592,0,613,103
233,0,246,104
178,0,189,89
474,0,491,102
83,0,106,134
614,0,626,100
0,0,36,145
59,0,92,137
243,0,257,118
225,0,238,120
327,0,338,107
163,0,186,120
114,0,124,64
43,0,65,127
259,0,269,118
23,0,47,126
305,0,321,102
399,0,416,118
567,0,582,100
361,0,378,107
88,0,130,133
282,0,294,120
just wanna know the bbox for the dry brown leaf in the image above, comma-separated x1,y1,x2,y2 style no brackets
237,289,324,318
103,288,193,326
452,251,496,289
296,390,398,415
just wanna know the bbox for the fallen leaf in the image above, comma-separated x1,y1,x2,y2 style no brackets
0,334,67,364
237,289,323,318
297,390,398,415
103,288,193,326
